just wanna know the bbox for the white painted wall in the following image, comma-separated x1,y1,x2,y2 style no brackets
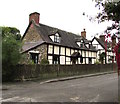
71,49,74,55
92,39,103,50
48,45,53,54
48,56,52,64
86,51,89,57
48,44,98,65
82,51,85,57
66,48,70,56
54,46,59,54
86,58,88,64
61,47,65,55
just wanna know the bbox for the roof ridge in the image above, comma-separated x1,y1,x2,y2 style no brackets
39,23,81,37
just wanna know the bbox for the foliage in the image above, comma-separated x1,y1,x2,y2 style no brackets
1,26,21,40
83,1,120,36
19,54,35,65
40,58,49,65
2,27,21,81
99,52,106,64
94,1,120,34
95,1,120,22
95,58,100,64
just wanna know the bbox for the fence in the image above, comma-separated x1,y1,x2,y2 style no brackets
12,63,117,81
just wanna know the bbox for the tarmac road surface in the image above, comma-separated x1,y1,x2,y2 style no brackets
2,73,118,102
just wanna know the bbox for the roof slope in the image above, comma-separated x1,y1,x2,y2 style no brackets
92,37,111,51
22,21,97,52
35,23,96,51
22,40,45,53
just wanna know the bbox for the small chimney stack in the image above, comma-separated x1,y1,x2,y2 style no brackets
29,12,40,25
81,29,86,38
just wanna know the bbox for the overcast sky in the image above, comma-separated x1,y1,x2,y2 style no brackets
0,0,113,40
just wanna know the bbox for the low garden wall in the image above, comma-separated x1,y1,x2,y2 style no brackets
12,63,117,81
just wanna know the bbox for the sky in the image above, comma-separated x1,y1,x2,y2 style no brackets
0,0,113,40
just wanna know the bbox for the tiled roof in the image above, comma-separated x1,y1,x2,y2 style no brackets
22,41,45,53
93,37,111,51
34,23,97,51
22,21,97,52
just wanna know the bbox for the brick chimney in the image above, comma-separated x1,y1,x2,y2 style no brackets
29,12,40,25
81,29,86,38
99,35,105,42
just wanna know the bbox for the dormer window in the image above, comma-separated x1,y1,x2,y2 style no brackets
86,42,91,48
76,40,84,48
54,33,60,43
50,33,61,43
86,44,89,48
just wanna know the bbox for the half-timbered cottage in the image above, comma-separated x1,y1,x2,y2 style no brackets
91,35,116,64
22,12,97,65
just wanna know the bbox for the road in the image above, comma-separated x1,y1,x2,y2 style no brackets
2,73,118,102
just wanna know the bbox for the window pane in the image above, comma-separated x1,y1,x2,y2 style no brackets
66,57,70,61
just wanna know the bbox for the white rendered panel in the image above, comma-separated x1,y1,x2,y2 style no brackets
61,47,65,55
66,48,70,56
48,45,53,54
54,46,59,54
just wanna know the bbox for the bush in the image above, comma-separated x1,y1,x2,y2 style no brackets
2,27,21,82
40,58,49,65
95,60,100,64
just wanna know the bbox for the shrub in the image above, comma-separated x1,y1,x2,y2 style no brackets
40,58,49,65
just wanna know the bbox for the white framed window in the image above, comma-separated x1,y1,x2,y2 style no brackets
49,33,61,43
53,55,60,64
76,40,84,48
66,57,71,64
54,33,60,43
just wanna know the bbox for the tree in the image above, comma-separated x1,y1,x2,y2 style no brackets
95,1,120,22
93,0,120,34
83,1,120,35
1,26,21,40
99,52,106,64
2,27,21,81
